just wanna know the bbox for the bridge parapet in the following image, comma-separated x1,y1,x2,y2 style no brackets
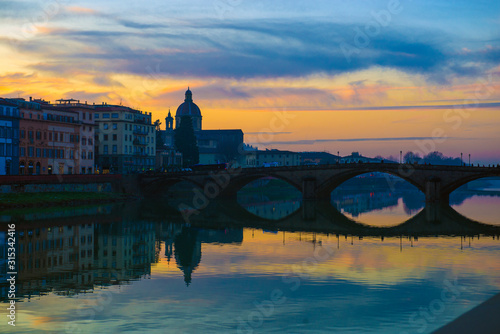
141,163,500,204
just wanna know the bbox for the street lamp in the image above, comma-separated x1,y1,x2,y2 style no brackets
461,152,463,166
337,151,340,164
469,154,471,166
400,151,402,164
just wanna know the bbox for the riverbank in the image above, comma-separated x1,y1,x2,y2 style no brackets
0,192,136,210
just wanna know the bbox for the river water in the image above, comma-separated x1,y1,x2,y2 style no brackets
1,178,499,333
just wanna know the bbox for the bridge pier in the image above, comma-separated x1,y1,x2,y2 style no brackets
302,177,317,200
425,178,449,204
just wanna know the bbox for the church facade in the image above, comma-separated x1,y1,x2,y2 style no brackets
161,88,244,166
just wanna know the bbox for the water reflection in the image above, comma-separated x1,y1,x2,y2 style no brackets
1,199,500,334
237,177,302,220
0,219,157,302
163,225,243,285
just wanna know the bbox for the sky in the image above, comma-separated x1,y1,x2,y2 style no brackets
1,0,499,163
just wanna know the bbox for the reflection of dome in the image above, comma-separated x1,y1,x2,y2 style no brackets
176,88,201,117
174,227,201,286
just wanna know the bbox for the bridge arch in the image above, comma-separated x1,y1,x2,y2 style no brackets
316,167,425,199
141,175,205,197
219,172,303,199
442,171,500,196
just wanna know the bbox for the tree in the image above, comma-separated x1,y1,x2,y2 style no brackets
218,137,241,163
154,119,165,149
174,116,199,167
404,151,422,164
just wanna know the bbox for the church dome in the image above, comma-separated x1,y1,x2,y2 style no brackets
176,88,201,117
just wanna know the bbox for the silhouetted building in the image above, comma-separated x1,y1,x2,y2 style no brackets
340,152,383,164
160,89,244,165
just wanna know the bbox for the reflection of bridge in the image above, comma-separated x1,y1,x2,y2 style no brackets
141,164,500,203
141,199,500,238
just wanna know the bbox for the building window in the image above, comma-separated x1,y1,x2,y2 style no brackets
82,137,86,145
104,134,108,141
112,145,117,154
28,146,34,157
20,130,25,139
103,113,110,119
103,123,108,130
112,123,117,130
103,145,108,154
36,148,41,158
81,151,86,159
113,134,117,141
112,113,118,118
95,113,99,119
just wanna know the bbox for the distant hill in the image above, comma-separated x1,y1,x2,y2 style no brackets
300,152,340,165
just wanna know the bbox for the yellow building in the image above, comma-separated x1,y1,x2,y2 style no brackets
94,103,155,174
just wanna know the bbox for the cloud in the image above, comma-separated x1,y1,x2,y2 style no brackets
92,75,124,87
65,6,98,15
0,72,37,80
4,17,489,81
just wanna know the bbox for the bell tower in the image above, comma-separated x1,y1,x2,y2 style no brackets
165,109,174,131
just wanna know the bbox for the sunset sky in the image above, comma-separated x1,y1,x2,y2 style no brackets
1,0,499,163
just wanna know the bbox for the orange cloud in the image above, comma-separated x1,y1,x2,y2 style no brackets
66,6,98,15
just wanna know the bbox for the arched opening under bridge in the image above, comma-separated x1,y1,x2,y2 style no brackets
330,172,425,227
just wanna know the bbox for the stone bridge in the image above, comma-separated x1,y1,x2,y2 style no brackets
140,163,500,203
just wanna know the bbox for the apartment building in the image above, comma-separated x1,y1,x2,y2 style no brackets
0,99,20,175
94,104,155,174
52,99,96,174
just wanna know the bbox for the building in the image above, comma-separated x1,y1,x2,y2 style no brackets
8,97,85,175
160,89,244,166
0,99,20,175
52,99,96,174
94,104,156,174
340,152,383,164
300,151,340,165
155,146,183,170
245,149,301,167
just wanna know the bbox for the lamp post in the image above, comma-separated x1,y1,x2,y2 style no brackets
400,151,402,164
461,152,463,166
337,151,340,164
469,154,471,166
